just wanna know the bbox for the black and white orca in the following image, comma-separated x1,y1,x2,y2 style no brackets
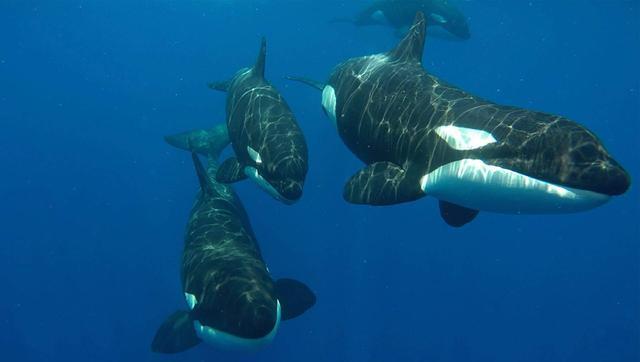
152,125,315,353
333,0,470,40
209,38,308,204
291,12,630,227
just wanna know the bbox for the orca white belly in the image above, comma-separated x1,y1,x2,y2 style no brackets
420,159,610,214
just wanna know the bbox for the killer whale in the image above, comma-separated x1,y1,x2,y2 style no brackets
333,0,470,39
152,125,315,353
290,12,630,227
209,38,308,204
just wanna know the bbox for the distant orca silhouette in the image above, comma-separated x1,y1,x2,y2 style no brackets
332,0,470,39
289,12,630,227
152,125,315,353
209,38,308,204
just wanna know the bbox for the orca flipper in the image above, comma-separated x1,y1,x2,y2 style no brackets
275,278,316,321
151,310,201,354
343,162,423,205
439,200,479,227
216,157,247,183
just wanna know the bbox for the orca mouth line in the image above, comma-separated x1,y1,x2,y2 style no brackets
244,166,297,204
193,300,282,350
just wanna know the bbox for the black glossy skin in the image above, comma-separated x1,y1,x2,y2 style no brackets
354,0,470,39
182,158,277,339
325,14,629,203
223,49,308,202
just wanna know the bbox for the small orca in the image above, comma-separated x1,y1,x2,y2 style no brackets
332,0,471,40
289,12,630,227
209,38,308,204
152,125,315,353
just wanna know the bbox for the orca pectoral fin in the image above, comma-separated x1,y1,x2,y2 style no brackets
275,278,316,321
439,200,479,227
151,310,201,354
216,157,247,183
343,162,423,205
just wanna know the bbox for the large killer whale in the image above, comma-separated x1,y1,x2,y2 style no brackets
333,0,470,40
290,12,630,227
152,125,315,353
209,38,308,204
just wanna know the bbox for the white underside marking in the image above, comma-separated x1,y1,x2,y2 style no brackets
247,146,262,164
420,159,610,214
185,292,197,310
244,166,295,204
194,300,281,350
435,125,497,150
321,85,337,127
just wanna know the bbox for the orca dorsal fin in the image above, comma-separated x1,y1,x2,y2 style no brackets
252,37,267,78
192,153,213,196
388,11,426,63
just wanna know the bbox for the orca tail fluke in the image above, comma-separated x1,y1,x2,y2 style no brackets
275,278,316,321
151,310,201,354
164,124,230,160
285,76,325,91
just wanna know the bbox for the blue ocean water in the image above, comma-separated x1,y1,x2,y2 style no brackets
1,1,638,361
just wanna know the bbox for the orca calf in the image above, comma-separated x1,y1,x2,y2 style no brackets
152,125,315,353
209,38,308,204
333,0,470,39
290,12,630,227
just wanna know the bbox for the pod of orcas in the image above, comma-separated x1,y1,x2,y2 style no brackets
153,8,630,354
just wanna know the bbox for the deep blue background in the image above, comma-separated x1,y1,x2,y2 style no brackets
1,1,638,361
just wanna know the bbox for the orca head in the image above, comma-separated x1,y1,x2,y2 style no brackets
244,145,307,204
354,8,389,26
440,15,470,40
487,119,631,197
422,123,630,214
184,282,281,350
429,8,470,39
